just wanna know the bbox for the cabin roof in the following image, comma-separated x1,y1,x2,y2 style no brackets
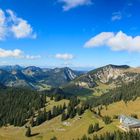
119,115,140,127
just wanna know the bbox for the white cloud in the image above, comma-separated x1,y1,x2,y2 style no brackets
107,31,140,52
55,53,74,60
0,9,36,40
84,31,140,52
11,19,36,39
0,10,5,25
84,32,114,48
0,9,6,40
7,10,36,39
0,48,41,59
0,48,23,58
111,12,122,21
58,0,92,11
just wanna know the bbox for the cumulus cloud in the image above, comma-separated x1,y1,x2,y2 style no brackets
84,32,114,48
111,12,122,21
55,53,74,60
84,31,140,52
0,48,23,58
58,0,92,11
0,9,36,40
0,48,41,59
0,9,6,40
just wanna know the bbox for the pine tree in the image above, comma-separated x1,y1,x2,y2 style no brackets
46,110,52,120
102,116,112,125
52,106,58,117
50,95,53,100
88,124,94,134
25,127,31,137
69,109,76,119
61,112,67,121
63,103,66,110
50,136,57,140
97,108,101,116
93,123,99,132
77,107,83,116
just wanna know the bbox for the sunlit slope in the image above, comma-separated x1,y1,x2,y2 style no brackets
100,98,140,118
0,110,119,140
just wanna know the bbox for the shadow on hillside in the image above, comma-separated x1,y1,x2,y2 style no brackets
30,133,40,137
63,85,94,97
98,127,104,131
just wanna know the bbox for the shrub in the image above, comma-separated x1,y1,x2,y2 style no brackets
102,116,112,125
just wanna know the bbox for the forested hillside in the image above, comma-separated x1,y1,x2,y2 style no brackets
85,79,140,107
0,87,46,126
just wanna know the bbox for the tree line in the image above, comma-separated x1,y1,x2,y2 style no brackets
33,96,83,126
33,103,67,126
85,79,140,108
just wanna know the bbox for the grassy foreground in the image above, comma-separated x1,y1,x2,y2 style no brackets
1,98,140,140
0,110,119,140
100,98,140,118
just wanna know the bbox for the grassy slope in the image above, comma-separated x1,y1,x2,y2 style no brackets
125,68,140,73
1,98,140,140
100,98,140,118
0,110,119,140
0,98,119,140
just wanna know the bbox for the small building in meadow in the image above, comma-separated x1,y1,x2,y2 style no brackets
119,115,140,130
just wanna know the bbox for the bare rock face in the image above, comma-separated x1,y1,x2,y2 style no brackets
94,66,124,83
73,65,140,88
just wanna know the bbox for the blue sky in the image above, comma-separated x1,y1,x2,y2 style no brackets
0,0,140,70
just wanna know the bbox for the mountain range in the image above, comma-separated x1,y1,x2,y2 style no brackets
0,65,83,89
0,64,140,92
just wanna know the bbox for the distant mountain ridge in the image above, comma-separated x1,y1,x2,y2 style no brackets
0,65,83,89
0,65,23,72
1,64,140,92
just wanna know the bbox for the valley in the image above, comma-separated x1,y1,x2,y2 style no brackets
1,64,140,140
1,1,140,139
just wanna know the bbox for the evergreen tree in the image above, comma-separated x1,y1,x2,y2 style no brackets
46,110,52,120
69,109,76,119
61,112,67,121
25,127,31,137
50,95,53,100
93,123,99,132
50,136,57,140
88,124,94,134
0,87,46,127
102,116,112,125
77,107,83,116
97,108,101,116
63,103,66,110
52,106,58,117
